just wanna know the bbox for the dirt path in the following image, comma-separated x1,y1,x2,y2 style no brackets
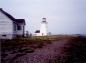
12,40,68,63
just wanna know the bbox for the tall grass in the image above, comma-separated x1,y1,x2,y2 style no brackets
1,36,52,52
62,36,86,63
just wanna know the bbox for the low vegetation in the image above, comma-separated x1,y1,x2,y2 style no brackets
56,35,86,63
1,36,52,62
1,35,86,63
65,36,86,63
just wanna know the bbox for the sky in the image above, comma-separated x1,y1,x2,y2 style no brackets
0,0,86,35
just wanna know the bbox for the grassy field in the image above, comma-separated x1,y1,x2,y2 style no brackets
54,35,86,63
64,36,86,63
1,35,74,51
1,35,86,63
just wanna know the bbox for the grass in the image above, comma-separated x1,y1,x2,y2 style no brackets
1,39,39,51
1,35,86,63
57,36,86,63
1,36,52,63
66,36,86,63
1,35,69,60
1,35,74,52
1,36,52,56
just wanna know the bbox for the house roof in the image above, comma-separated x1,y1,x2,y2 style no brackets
15,19,25,25
0,8,25,25
35,30,40,33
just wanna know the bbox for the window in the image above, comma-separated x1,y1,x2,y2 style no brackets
14,24,16,31
17,25,21,30
2,35,6,36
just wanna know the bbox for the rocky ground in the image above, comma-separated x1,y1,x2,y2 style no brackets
12,40,68,63
1,35,86,63
1,39,68,63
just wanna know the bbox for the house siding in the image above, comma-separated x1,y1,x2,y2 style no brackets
0,11,13,39
16,24,24,36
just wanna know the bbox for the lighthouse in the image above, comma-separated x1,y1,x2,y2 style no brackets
40,18,48,36
35,18,48,36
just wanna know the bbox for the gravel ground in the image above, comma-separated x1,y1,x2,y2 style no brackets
11,40,68,63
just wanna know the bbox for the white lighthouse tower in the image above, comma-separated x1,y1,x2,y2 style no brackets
34,18,48,36
40,18,48,36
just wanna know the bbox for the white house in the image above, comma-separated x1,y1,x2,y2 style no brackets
35,18,48,36
0,8,26,39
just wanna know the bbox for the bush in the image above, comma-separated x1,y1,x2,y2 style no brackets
65,36,86,63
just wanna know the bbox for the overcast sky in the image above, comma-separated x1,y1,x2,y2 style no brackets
0,0,86,35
